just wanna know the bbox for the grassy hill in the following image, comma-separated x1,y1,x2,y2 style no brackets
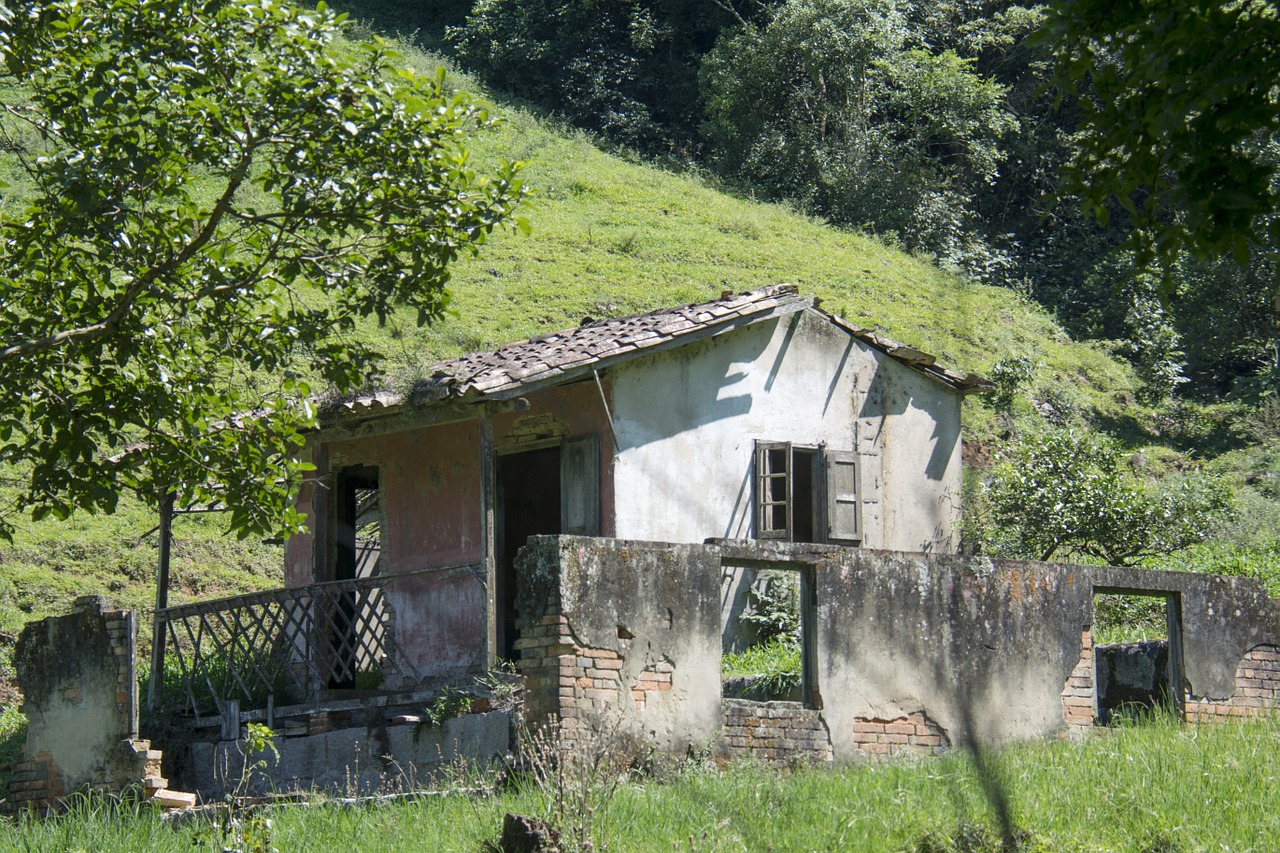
1,26,1276,704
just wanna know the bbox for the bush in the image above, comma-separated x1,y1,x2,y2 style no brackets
983,428,1233,565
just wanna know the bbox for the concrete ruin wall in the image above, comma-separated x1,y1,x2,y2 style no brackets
7,596,162,811
516,537,1280,765
514,536,723,751
188,710,514,797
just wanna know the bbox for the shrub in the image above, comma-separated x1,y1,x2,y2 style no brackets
985,428,1233,565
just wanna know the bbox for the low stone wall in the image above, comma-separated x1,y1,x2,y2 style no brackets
1095,640,1172,724
722,699,832,764
189,711,513,797
515,538,1280,767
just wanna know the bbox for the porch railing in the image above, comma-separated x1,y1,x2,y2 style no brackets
152,565,478,718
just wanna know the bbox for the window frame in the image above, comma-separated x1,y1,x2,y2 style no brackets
753,441,862,544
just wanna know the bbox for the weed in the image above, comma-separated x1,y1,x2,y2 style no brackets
424,687,472,728
201,722,281,853
738,572,799,645
511,719,635,852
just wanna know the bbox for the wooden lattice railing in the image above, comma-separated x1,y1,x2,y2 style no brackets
153,565,477,717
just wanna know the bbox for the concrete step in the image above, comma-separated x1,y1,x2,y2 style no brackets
149,789,197,810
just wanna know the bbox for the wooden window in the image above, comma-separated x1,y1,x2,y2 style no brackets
825,450,862,544
754,442,861,544
755,441,792,540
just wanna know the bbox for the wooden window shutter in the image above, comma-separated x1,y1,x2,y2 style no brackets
560,434,600,536
825,450,861,543
755,440,792,540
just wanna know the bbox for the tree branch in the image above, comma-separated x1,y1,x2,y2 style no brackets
0,149,256,363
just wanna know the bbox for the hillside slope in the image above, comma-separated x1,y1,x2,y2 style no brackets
0,36,1188,697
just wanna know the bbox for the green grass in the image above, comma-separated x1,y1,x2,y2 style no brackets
722,638,801,684
1,717,1278,851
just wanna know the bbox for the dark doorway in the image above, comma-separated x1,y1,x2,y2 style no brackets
497,447,562,660
330,465,379,689
792,448,818,544
334,465,381,583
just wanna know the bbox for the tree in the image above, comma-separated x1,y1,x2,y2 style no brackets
698,0,1018,278
0,0,527,540
985,428,1232,566
449,0,753,154
1043,0,1280,268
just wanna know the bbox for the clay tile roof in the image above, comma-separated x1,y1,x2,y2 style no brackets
414,284,812,400
331,285,990,419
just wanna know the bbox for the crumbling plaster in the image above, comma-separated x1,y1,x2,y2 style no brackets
520,537,1280,762
516,536,724,749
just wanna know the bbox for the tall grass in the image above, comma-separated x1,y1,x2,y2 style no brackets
1,717,1277,851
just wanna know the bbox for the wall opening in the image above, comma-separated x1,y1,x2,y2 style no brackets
721,566,816,707
497,446,562,661
1092,589,1184,725
330,465,379,689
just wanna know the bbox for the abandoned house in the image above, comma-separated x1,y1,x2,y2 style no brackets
8,285,1280,808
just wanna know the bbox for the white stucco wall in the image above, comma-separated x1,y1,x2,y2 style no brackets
608,310,962,552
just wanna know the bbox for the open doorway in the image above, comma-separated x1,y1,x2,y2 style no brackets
720,565,818,707
1093,589,1184,724
496,447,562,661
330,465,379,689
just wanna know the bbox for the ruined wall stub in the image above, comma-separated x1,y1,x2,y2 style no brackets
514,536,722,751
7,596,160,811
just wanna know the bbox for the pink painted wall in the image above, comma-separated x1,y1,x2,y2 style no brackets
492,379,615,537
387,571,488,674
281,379,615,675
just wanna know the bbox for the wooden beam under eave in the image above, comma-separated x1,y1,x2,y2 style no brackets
314,397,529,445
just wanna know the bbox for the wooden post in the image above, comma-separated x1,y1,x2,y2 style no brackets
147,491,175,712
479,418,497,667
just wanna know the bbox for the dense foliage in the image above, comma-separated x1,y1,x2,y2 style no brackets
1043,0,1280,267
0,0,525,539
980,428,1233,565
442,0,1279,406
700,0,1017,275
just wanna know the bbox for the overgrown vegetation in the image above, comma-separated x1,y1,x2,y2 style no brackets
722,572,802,697
1,716,1279,850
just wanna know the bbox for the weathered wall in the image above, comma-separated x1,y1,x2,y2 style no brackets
608,311,963,553
856,347,963,554
7,597,158,811
190,711,513,797
813,551,1094,755
517,538,1280,767
514,536,723,752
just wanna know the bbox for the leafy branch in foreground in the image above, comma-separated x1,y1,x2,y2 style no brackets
0,0,527,540
1043,0,1280,271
